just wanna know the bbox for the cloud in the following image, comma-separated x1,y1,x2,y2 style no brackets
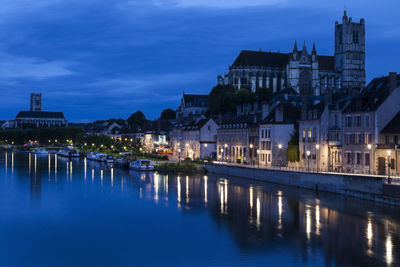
0,53,74,80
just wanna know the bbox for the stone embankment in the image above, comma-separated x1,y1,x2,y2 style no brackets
205,163,400,206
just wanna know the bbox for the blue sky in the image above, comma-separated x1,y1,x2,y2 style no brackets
0,0,399,122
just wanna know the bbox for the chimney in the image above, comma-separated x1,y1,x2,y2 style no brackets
389,72,397,93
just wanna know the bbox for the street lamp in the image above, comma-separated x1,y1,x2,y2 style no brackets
315,144,320,172
367,144,372,174
387,150,392,184
220,148,224,162
250,144,253,166
178,148,181,162
278,144,282,168
306,150,311,172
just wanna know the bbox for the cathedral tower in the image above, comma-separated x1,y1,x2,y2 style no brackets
334,11,366,89
30,93,42,111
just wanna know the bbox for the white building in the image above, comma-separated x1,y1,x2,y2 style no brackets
259,103,300,167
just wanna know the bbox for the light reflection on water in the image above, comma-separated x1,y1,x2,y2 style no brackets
0,152,399,266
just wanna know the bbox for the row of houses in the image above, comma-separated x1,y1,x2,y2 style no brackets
167,71,399,177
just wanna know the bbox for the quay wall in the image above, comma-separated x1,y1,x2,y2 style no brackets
205,163,400,206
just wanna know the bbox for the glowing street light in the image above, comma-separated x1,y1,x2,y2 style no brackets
367,144,372,173
278,144,282,149
306,150,311,172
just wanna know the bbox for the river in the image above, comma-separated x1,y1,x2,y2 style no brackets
0,152,398,266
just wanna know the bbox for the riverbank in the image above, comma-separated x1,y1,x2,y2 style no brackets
205,163,400,206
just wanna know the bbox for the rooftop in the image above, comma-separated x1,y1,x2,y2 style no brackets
16,111,66,119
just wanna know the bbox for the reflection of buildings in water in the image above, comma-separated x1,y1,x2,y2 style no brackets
305,207,311,240
186,176,189,204
177,176,181,207
386,234,393,266
111,168,114,187
203,176,208,204
34,154,37,175
5,152,7,173
154,173,159,202
48,154,51,178
92,169,94,182
84,158,87,181
11,152,14,175
54,154,58,179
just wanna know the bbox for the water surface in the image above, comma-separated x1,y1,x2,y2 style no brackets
0,152,399,266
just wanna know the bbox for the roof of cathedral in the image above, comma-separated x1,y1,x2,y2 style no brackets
231,50,335,71
381,111,400,134
16,111,66,119
232,50,288,68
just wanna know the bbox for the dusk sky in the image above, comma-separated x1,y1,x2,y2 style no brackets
0,0,399,122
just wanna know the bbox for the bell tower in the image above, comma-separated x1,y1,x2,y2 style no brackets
334,11,366,89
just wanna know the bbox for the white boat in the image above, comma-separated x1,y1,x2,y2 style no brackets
95,153,107,162
57,147,80,158
104,155,114,163
32,148,48,154
129,159,154,171
86,152,97,160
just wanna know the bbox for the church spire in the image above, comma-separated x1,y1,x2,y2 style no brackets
302,41,308,54
293,40,298,52
312,42,317,55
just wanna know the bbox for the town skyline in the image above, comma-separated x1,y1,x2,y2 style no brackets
0,0,399,122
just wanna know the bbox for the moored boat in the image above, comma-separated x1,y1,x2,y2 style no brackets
104,155,114,163
32,148,48,154
129,159,154,171
57,146,80,158
86,152,97,160
94,153,107,162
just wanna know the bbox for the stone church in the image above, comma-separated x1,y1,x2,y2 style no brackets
218,11,366,96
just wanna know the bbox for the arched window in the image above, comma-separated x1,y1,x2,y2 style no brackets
299,70,312,95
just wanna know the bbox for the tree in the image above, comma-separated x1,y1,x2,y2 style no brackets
160,108,176,120
256,87,273,102
127,111,146,131
287,128,300,162
208,84,236,115
234,89,256,105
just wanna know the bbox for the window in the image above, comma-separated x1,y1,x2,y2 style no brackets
365,153,370,166
356,153,361,165
365,114,370,127
385,136,389,145
339,31,343,44
308,128,312,139
356,115,361,127
347,152,352,164
346,116,352,127
395,136,398,145
261,130,265,139
353,31,359,44
302,128,306,138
